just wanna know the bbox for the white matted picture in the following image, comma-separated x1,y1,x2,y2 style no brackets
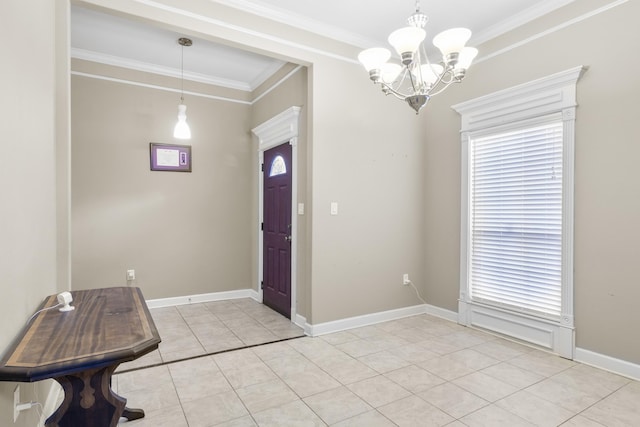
150,143,191,172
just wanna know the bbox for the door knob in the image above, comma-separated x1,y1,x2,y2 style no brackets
284,235,292,242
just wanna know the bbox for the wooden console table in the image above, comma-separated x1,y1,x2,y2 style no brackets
0,287,161,427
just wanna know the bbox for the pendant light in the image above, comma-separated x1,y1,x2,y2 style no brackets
174,37,192,139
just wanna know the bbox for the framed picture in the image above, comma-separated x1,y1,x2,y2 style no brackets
150,143,192,172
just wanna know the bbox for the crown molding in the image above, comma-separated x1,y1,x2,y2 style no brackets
475,0,627,65
210,0,380,48
471,0,577,46
71,71,252,105
72,47,253,91
217,0,579,51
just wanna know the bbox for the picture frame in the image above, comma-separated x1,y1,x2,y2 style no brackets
150,143,192,172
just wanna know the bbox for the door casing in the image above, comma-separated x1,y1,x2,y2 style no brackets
252,107,301,322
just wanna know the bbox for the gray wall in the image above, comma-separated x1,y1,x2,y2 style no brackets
70,0,429,326
2,3,639,425
309,57,427,323
71,72,254,299
422,0,640,364
0,1,61,426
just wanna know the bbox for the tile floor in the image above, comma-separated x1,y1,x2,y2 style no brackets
118,299,305,372
115,306,640,426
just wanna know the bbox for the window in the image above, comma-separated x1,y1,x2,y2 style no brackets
269,155,287,177
453,67,585,358
469,118,563,318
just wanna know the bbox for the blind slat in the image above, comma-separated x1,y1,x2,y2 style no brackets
470,121,563,318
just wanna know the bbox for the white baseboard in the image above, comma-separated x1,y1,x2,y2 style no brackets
575,347,640,381
294,313,311,336
307,304,427,336
145,288,260,309
424,303,458,322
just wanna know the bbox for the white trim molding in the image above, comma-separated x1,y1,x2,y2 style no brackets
476,0,628,64
453,66,586,359
453,66,586,132
307,305,428,337
71,71,252,105
298,303,457,337
575,347,640,381
424,304,459,323
146,288,259,309
252,106,302,321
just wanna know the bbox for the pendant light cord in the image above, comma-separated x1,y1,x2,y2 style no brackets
180,42,184,103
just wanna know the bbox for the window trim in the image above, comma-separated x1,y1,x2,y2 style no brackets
453,66,585,358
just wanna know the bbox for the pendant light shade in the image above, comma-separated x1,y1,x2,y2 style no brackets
174,37,192,140
432,27,472,65
388,27,426,64
358,48,391,72
173,104,191,139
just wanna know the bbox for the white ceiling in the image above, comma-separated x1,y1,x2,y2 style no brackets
71,0,574,92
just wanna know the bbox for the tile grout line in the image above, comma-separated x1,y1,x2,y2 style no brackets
115,335,306,375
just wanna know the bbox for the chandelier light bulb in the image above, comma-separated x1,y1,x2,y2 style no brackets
388,26,426,64
173,103,191,139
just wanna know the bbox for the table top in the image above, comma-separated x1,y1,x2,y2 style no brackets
0,287,160,382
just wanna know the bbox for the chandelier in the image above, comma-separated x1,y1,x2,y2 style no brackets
358,1,478,114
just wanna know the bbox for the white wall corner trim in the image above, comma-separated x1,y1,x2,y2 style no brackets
294,313,311,336
575,348,640,381
145,288,260,309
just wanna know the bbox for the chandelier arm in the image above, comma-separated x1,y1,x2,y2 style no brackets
379,83,410,100
425,80,457,98
425,67,455,95
407,67,421,94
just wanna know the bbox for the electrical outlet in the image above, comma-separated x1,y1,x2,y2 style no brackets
14,385,20,422
126,269,135,281
403,273,410,286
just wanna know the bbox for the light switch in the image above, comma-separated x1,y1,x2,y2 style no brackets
126,269,135,281
330,202,338,215
298,203,305,215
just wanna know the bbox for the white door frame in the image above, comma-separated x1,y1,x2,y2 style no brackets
252,106,301,320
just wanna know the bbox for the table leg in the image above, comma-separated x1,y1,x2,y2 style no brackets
45,364,145,427
122,407,145,421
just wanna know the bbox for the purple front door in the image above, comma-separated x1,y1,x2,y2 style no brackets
263,143,292,318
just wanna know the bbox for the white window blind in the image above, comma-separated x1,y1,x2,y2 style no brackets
469,120,563,318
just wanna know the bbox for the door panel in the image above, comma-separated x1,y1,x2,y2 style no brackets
263,143,292,318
